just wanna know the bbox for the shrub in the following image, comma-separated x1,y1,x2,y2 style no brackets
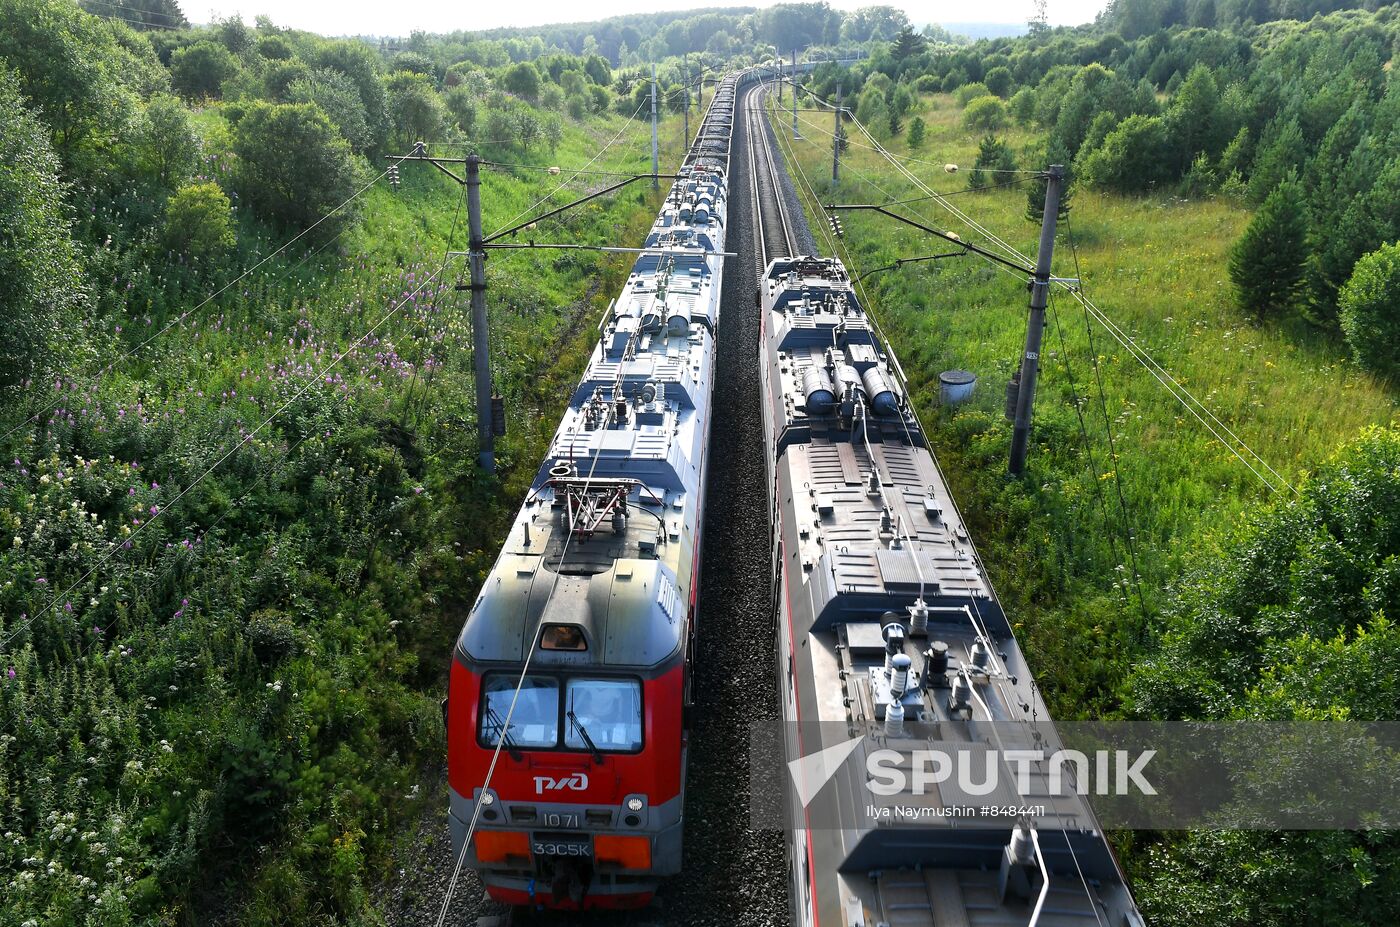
161,182,236,266
0,73,88,394
170,41,238,100
136,93,200,188
288,69,373,152
953,81,991,106
232,101,361,235
1339,242,1400,378
984,65,1013,98
962,95,1008,132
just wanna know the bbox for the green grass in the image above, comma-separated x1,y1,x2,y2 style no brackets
768,90,1398,716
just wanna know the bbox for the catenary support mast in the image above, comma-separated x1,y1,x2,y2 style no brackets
1008,164,1064,476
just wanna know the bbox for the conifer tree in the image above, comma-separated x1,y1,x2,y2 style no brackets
891,25,926,60
1228,180,1309,316
907,116,926,150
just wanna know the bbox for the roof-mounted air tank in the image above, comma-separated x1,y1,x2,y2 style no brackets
833,359,863,407
802,366,836,415
668,308,689,335
862,366,900,417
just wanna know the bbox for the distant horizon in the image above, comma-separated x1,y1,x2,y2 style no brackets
188,1,1106,41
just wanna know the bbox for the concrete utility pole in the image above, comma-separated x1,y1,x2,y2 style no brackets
682,55,690,148
792,48,801,139
1008,164,1064,477
833,85,841,183
465,155,495,473
650,63,659,189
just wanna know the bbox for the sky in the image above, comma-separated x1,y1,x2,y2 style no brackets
190,0,1111,39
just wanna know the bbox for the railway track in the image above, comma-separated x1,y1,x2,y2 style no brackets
461,75,808,927
746,82,798,271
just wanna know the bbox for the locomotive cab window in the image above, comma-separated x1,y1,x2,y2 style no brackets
565,678,643,752
477,675,642,753
479,675,559,748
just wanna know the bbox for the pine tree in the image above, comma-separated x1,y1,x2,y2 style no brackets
891,26,926,60
886,109,903,136
1228,180,1309,317
968,134,1015,190
1247,119,1304,206
907,116,926,150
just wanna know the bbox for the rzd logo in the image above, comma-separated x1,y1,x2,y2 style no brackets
534,772,589,794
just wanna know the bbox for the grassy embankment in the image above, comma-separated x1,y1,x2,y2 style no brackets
765,89,1397,717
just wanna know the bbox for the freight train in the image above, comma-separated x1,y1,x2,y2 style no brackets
757,254,1146,927
445,75,737,910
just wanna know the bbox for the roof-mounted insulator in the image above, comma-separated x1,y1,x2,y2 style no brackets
949,674,973,719
909,599,930,636
884,697,905,738
890,653,912,698
882,619,905,675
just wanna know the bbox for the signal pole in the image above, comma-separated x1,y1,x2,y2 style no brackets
682,55,690,147
1008,164,1064,477
791,49,800,139
465,155,495,473
833,85,841,183
650,64,659,189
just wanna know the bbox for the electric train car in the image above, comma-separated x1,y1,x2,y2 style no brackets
445,76,737,910
758,256,1146,927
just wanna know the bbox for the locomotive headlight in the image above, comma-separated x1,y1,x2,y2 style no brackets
627,797,644,812
480,793,495,806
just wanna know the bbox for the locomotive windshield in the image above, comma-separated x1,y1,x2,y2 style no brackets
565,678,643,751
478,674,643,753
479,675,559,748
